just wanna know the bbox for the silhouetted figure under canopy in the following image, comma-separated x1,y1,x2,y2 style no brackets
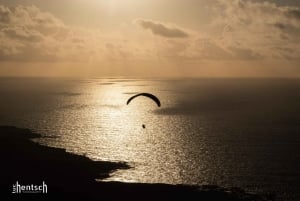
127,93,161,129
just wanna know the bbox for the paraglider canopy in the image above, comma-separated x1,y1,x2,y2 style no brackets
126,93,161,107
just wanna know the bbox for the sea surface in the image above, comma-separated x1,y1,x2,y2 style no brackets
0,78,300,200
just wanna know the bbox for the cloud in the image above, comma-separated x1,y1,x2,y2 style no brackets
0,5,68,61
132,1,300,61
2,26,44,42
0,4,141,64
135,18,189,38
0,5,110,62
286,9,300,20
1,1,300,70
0,5,65,33
0,4,10,24
211,0,300,60
156,38,232,60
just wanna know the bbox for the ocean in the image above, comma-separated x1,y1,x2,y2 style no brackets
0,77,299,200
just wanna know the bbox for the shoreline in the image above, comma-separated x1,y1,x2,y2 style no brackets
0,125,273,200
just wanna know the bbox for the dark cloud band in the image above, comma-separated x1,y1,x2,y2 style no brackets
135,19,189,38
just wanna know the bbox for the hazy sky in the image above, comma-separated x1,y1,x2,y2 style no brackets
0,0,300,77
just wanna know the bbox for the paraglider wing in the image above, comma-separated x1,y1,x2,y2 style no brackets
126,93,161,107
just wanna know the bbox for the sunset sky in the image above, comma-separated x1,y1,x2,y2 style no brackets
0,0,300,77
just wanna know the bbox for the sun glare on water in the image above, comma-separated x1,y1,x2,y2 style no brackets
87,82,157,161
86,80,182,183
